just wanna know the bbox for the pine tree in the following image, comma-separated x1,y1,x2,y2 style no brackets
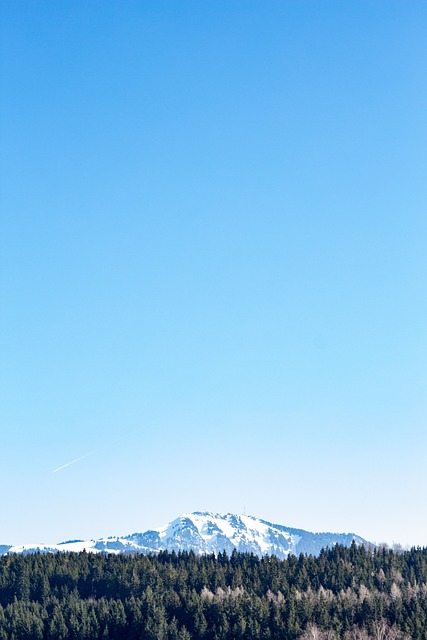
47,605,68,640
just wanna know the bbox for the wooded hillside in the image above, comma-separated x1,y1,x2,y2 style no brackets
0,544,426,639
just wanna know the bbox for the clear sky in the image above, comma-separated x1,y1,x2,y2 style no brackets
1,1,426,548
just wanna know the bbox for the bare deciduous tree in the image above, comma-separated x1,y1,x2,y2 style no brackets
299,623,325,640
299,623,339,640
301,622,411,640
371,620,409,640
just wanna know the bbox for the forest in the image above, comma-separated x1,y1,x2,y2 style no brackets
0,543,426,639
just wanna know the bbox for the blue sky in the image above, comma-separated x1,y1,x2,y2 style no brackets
1,1,426,547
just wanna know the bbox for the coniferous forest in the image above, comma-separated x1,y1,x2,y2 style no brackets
1,544,427,640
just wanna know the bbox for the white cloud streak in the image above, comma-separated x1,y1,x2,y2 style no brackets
52,451,96,473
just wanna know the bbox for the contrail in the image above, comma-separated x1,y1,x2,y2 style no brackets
52,451,96,473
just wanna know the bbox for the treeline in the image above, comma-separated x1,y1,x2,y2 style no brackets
0,544,427,639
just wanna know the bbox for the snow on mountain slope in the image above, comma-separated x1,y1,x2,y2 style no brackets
1,512,367,558
142,513,302,557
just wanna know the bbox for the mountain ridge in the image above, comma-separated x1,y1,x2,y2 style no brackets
1,512,368,558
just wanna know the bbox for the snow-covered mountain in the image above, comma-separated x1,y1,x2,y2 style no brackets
1,512,367,558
